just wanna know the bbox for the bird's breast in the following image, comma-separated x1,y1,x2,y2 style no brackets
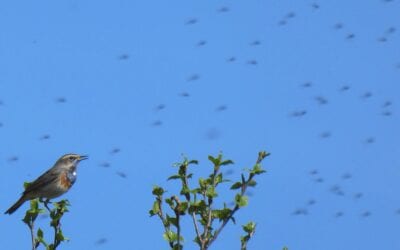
59,171,77,189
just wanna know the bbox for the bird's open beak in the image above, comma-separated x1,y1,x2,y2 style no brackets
79,155,89,161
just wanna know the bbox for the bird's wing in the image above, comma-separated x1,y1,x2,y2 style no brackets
23,168,59,195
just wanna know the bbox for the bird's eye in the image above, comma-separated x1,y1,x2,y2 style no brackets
69,156,75,161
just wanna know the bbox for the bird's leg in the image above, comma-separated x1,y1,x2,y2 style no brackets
43,198,52,213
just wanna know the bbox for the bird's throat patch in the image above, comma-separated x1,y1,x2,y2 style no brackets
60,172,72,189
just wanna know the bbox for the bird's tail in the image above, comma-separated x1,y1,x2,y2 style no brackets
5,196,27,215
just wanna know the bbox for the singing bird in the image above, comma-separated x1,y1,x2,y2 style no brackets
5,154,88,214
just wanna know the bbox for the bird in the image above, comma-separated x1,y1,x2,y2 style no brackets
290,110,307,117
346,33,355,40
250,40,261,46
307,199,316,206
364,137,375,144
179,92,190,97
95,237,108,246
55,97,67,103
278,20,287,26
385,27,396,35
382,101,392,108
118,54,130,60
196,40,207,47
339,85,350,92
247,59,258,65
354,192,363,200
382,111,392,116
226,57,236,62
311,2,320,9
377,37,387,43
99,162,111,168
315,96,328,105
285,12,296,19
206,128,221,140
8,156,19,162
361,211,371,217
215,105,228,112
301,81,312,88
217,6,230,13
341,173,352,180
185,18,198,25
334,22,344,30
5,154,88,215
110,148,121,155
116,171,127,178
319,131,331,138
39,134,51,140
187,74,200,82
292,208,308,215
335,211,344,218
152,120,163,126
361,91,372,99
314,177,324,183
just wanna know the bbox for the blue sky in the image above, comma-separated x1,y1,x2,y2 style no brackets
1,0,399,249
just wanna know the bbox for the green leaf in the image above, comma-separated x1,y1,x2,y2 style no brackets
177,202,188,214
257,151,270,163
188,159,199,165
235,194,248,207
250,163,266,175
173,244,183,250
212,208,232,221
191,188,201,194
163,230,178,242
166,215,178,228
242,221,256,233
230,182,242,190
165,198,174,207
149,201,160,216
180,186,190,196
247,179,257,187
205,186,218,198
37,228,44,238
221,159,234,166
208,154,222,166
215,173,223,185
167,175,181,181
152,186,165,196
199,178,207,189
189,200,206,214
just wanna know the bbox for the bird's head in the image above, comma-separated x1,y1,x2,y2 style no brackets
57,154,88,170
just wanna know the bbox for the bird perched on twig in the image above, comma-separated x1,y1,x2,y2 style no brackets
5,154,88,214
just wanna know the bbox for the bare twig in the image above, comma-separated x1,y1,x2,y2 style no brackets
191,210,202,245
183,170,204,246
202,168,218,249
43,199,51,213
208,174,255,247
172,196,181,249
156,197,174,248
28,221,36,250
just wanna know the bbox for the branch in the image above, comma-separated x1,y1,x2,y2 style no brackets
202,168,218,248
156,197,174,248
28,220,36,250
171,196,182,249
208,165,259,246
182,167,204,247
